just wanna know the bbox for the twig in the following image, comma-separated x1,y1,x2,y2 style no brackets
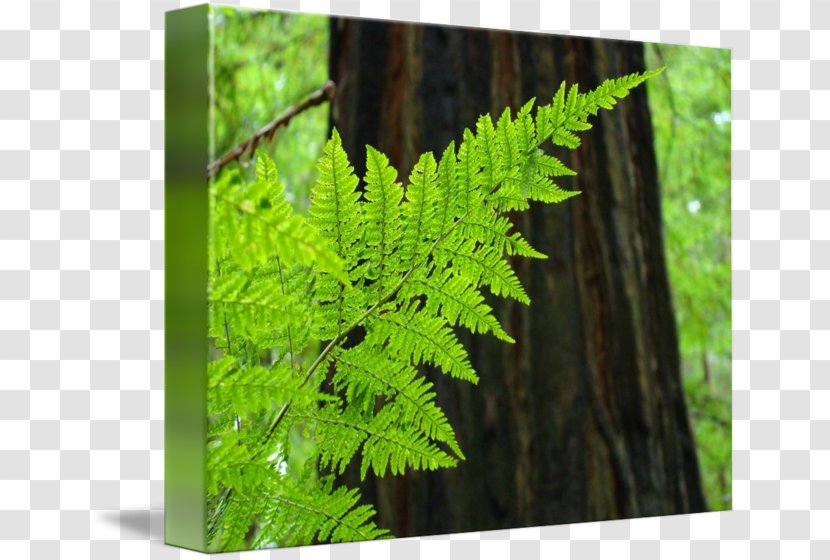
207,80,336,178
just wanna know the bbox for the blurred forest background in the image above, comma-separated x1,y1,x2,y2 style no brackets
210,6,731,530
645,44,731,512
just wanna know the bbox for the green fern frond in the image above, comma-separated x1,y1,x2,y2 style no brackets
309,129,363,266
205,68,661,550
309,129,368,338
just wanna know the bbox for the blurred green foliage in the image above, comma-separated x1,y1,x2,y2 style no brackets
646,44,732,511
212,7,328,209
210,10,331,525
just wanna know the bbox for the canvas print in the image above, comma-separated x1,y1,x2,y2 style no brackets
165,4,731,552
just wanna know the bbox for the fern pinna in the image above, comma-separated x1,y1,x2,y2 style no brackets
206,69,662,550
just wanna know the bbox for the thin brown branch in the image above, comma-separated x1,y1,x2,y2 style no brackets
207,80,336,178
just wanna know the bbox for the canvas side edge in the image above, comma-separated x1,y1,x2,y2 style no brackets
164,4,210,552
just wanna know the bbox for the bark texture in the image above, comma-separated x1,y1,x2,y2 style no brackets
329,19,707,536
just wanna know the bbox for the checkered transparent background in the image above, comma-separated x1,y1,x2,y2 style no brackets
0,0,826,558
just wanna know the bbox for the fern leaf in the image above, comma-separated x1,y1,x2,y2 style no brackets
289,406,457,478
362,407,458,477
210,155,346,281
515,97,537,153
208,262,313,356
460,206,546,259
363,145,404,294
335,345,463,456
475,114,503,191
401,151,439,268
309,128,363,266
435,238,530,304
369,302,478,383
309,129,367,337
251,477,390,546
406,268,514,343
434,142,460,240
207,357,331,417
456,128,483,215
581,67,664,116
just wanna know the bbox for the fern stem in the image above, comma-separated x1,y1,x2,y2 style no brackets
215,259,234,355
215,258,243,435
275,254,296,371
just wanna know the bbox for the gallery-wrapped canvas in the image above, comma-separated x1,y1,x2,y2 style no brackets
165,4,731,553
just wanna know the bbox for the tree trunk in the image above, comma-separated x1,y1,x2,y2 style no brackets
329,19,707,536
